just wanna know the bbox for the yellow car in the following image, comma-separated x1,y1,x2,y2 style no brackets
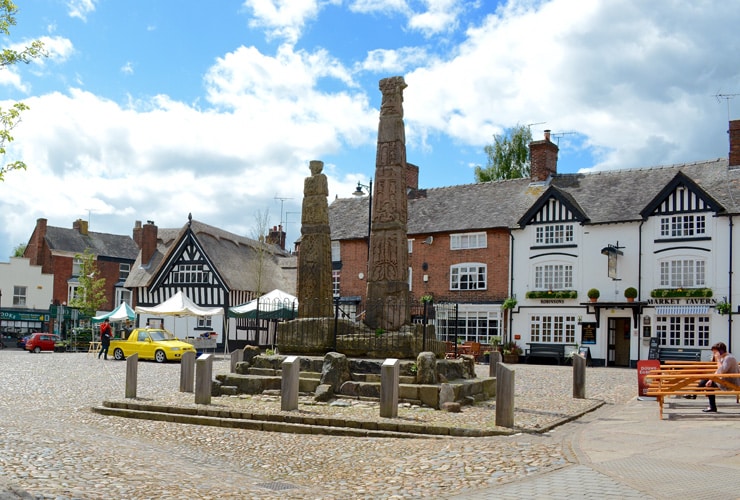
110,328,196,363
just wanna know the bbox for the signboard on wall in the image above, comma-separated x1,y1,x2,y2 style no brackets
581,322,597,345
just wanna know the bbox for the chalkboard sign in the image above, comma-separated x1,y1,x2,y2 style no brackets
578,346,592,359
648,337,659,360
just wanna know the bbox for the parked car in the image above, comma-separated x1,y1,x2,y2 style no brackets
16,334,31,349
109,328,196,363
25,333,61,353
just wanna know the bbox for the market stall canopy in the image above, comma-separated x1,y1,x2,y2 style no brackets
135,291,223,317
229,289,298,319
92,302,135,323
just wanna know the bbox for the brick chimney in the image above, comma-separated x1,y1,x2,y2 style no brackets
730,120,740,167
72,218,89,235
132,220,143,248
266,225,286,250
141,221,158,265
26,218,47,266
406,163,419,191
529,129,559,182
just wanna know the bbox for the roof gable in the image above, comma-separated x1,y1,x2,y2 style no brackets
518,186,588,227
640,171,725,218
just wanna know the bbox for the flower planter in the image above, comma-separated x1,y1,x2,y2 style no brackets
503,354,519,363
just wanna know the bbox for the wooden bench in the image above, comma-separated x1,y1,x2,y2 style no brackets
525,343,575,365
645,361,740,418
658,347,701,363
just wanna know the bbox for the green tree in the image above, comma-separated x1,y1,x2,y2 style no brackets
250,209,271,297
1,0,46,181
68,249,107,318
12,243,25,256
474,124,533,182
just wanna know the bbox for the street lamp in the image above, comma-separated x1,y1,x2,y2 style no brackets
353,179,373,253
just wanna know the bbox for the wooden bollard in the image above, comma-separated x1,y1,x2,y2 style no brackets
573,353,586,399
180,351,195,393
380,358,400,418
489,351,502,378
195,353,213,405
495,363,515,428
125,353,138,399
281,355,300,411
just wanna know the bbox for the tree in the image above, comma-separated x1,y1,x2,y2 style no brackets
250,209,271,297
474,124,533,182
12,243,25,256
1,0,46,181
68,249,107,318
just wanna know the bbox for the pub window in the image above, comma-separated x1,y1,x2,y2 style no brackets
658,258,705,287
535,223,574,245
655,315,710,347
533,263,573,290
530,314,577,343
659,214,707,238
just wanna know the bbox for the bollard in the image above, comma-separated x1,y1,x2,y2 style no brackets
125,353,138,399
380,358,400,418
180,351,196,393
281,355,300,411
489,351,502,378
495,363,515,428
573,353,586,399
230,349,244,373
195,353,213,405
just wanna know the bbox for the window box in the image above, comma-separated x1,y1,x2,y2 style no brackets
525,290,578,299
650,288,713,298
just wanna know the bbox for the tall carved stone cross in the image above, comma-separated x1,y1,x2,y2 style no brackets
366,76,410,330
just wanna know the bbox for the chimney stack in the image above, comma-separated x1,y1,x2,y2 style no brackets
529,129,559,182
132,220,143,248
141,221,158,265
730,120,740,167
73,218,89,235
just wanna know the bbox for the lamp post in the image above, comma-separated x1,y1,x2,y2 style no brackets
352,179,373,253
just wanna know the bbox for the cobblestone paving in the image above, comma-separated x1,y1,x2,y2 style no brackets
0,350,636,499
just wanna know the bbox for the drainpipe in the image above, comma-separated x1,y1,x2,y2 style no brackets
729,215,734,352
509,230,515,345
638,219,644,361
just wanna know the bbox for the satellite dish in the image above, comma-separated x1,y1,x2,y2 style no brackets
423,236,434,245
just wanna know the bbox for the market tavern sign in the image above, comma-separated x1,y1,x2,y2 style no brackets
646,298,716,305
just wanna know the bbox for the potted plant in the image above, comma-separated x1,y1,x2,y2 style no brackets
502,341,522,363
502,297,517,309
716,300,732,315
420,294,433,304
624,287,638,302
587,288,600,302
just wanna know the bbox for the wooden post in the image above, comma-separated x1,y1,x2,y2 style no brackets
380,358,400,418
489,351,502,378
281,355,300,411
230,349,244,373
180,351,195,393
573,353,586,399
125,353,138,399
495,363,515,428
195,353,213,405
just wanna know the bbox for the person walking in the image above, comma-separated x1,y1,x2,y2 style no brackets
701,342,739,412
99,318,112,360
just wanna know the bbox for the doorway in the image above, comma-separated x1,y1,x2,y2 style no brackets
607,317,631,367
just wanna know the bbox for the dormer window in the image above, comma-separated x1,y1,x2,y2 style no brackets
535,224,574,245
659,214,706,238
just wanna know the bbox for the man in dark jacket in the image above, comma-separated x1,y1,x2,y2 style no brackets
99,318,112,360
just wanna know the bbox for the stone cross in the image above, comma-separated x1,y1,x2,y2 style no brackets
366,76,410,330
297,160,333,318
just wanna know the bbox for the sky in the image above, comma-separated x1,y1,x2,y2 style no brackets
1,0,739,260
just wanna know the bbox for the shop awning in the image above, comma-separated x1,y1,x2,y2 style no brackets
655,305,710,315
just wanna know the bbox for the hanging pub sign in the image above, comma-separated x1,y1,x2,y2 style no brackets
600,243,624,280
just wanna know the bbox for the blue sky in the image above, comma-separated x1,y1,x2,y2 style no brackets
1,0,739,260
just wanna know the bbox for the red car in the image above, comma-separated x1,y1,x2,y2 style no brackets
25,333,61,353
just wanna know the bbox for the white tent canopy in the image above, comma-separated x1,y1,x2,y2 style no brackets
229,289,298,318
92,302,135,323
135,291,223,317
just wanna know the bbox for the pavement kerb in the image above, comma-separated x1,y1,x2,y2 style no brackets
93,398,606,438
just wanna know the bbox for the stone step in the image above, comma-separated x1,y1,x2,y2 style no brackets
352,373,416,384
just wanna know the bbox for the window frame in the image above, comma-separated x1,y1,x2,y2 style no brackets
658,214,707,238
658,258,706,288
449,263,487,291
534,223,575,245
533,263,574,290
450,232,487,250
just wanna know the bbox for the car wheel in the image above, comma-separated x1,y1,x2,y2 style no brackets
155,350,166,363
33,346,41,353
114,348,125,361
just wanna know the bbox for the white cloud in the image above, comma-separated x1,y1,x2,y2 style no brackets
66,0,97,21
408,0,462,36
358,47,430,73
348,0,409,15
121,62,134,75
244,0,337,44
403,0,740,170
